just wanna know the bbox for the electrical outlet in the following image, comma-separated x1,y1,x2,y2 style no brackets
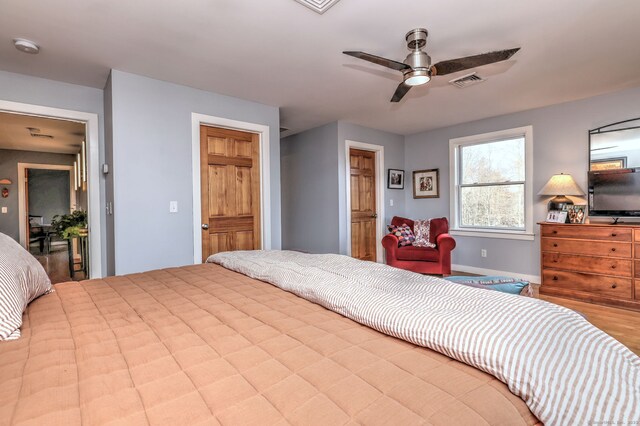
1,206,7,214
169,201,178,213
389,199,394,207
481,249,487,258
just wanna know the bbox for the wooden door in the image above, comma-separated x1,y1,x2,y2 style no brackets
200,125,261,261
350,148,377,261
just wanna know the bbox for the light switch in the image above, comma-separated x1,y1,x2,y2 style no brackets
169,201,178,213
1,207,7,214
389,199,394,207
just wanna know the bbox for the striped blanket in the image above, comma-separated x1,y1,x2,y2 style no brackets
209,250,640,425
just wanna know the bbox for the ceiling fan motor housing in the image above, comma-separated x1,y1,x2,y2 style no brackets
404,28,431,81
405,28,428,50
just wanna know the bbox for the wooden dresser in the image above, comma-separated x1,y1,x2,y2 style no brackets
539,222,640,311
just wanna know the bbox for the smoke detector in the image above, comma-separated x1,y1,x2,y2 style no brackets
13,38,40,54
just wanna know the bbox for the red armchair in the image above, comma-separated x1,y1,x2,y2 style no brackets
382,216,456,275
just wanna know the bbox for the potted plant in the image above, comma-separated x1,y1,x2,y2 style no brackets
51,210,88,239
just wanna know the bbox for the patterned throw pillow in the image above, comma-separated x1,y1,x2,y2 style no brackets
413,219,436,248
387,224,415,247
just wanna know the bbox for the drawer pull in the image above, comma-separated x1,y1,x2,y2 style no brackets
553,243,558,248
552,276,558,281
611,265,616,269
612,233,617,237
611,284,617,289
552,230,558,234
611,248,616,252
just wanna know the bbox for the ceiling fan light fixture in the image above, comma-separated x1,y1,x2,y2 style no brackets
404,69,430,86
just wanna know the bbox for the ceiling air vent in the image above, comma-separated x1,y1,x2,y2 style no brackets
293,0,341,14
448,72,485,88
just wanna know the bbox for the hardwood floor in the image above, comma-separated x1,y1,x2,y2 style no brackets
450,270,640,355
31,245,86,284
540,295,640,356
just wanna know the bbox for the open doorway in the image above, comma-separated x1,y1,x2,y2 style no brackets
0,112,89,283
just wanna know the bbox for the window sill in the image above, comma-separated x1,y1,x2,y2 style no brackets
450,229,535,241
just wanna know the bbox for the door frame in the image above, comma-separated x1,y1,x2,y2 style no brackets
345,140,385,263
0,100,103,278
191,113,271,263
18,163,76,248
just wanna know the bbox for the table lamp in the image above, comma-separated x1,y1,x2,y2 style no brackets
538,173,585,211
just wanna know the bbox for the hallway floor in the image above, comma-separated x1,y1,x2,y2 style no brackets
31,244,86,284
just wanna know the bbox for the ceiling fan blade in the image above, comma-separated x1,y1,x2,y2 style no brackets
391,82,412,102
431,48,520,76
343,51,411,72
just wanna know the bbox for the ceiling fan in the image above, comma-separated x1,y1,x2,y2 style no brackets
344,28,520,102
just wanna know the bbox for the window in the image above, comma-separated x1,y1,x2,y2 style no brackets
449,126,534,240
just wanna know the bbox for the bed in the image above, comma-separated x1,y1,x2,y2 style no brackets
1,248,638,425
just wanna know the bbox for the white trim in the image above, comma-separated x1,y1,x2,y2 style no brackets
450,229,535,241
449,125,534,239
451,263,540,284
191,113,271,263
18,163,76,246
345,140,385,263
0,100,102,278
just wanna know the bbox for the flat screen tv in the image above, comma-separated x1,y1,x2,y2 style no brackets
588,168,640,217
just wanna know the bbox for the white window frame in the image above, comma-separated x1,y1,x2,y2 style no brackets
449,125,534,241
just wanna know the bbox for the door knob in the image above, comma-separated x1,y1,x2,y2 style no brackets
201,223,209,230
370,213,378,218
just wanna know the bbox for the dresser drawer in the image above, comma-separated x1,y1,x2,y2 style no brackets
542,252,632,277
636,260,640,278
635,244,640,258
541,225,632,241
541,238,631,258
543,270,632,299
636,280,640,300
635,229,640,242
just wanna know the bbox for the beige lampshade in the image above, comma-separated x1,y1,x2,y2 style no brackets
537,173,585,196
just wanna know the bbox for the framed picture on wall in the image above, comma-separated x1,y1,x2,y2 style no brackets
387,169,405,189
413,169,439,199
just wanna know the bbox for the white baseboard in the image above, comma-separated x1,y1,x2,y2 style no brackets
451,264,540,284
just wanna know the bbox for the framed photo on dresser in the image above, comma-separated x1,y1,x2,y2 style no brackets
563,204,587,224
546,210,568,223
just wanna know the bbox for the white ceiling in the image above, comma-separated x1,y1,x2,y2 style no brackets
0,112,85,154
1,0,639,136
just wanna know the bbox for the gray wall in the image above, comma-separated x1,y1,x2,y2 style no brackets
27,169,70,224
280,120,405,255
0,149,75,241
108,70,281,275
0,70,106,273
103,73,116,276
281,122,339,253
404,86,640,278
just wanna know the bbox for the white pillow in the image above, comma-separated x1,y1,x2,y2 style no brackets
0,232,52,340
412,219,436,248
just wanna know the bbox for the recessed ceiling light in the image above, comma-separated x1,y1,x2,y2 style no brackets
13,38,39,54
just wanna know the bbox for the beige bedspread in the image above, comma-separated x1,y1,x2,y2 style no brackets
0,263,538,425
